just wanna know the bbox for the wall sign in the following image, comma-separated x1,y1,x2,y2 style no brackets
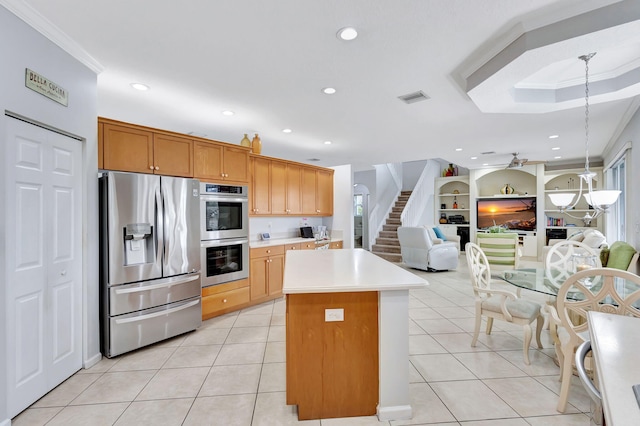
25,68,68,106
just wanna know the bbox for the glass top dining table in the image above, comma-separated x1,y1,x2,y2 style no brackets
500,267,640,300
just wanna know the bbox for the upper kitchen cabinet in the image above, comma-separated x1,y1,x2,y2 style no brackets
193,141,249,184
99,118,194,177
250,155,271,215
270,160,302,215
101,122,154,174
152,133,194,177
302,167,334,216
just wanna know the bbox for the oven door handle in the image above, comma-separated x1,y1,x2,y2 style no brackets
201,238,248,248
200,196,248,203
114,274,200,295
114,299,200,324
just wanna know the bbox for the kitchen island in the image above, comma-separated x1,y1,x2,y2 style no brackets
283,249,428,421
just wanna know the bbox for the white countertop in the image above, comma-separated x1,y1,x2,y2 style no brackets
588,311,640,426
250,237,339,248
283,248,428,294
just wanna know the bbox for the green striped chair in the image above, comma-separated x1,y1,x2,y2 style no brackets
476,232,520,270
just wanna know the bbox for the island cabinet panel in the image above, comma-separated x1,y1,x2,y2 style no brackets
286,291,379,420
194,142,249,184
250,245,285,301
153,133,194,177
102,123,154,173
250,156,271,215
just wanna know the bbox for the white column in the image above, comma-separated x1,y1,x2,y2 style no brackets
377,289,412,421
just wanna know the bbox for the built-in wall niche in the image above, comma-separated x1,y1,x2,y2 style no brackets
476,169,536,197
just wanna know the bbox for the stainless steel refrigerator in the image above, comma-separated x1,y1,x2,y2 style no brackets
99,171,202,358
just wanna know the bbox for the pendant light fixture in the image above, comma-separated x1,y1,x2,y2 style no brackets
548,53,620,225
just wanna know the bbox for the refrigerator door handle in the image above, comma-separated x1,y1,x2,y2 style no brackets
155,185,164,265
114,274,200,295
114,299,200,324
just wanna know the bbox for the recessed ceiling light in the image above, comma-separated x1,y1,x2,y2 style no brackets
549,135,559,139
455,148,462,152
130,83,149,91
482,163,489,166
554,156,562,159
471,156,478,160
337,27,358,41
324,141,332,145
322,87,336,95
282,128,292,133
552,147,560,151
222,110,235,116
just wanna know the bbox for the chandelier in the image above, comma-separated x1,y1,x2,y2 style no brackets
547,53,620,226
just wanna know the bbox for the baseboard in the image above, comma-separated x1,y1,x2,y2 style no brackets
377,404,412,421
83,352,102,369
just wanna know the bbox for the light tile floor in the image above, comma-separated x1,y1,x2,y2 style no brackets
13,256,594,425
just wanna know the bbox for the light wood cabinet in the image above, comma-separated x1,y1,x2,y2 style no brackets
101,122,155,174
251,155,333,217
250,156,272,215
329,241,343,249
201,279,250,320
250,246,285,301
98,121,104,169
302,168,334,215
100,120,194,177
300,241,317,250
193,141,249,184
153,133,194,177
286,163,303,215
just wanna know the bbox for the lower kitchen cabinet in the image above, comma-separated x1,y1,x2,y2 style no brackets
250,246,285,301
329,241,343,249
201,279,250,320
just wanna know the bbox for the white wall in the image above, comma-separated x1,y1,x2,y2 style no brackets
0,6,99,423
326,164,353,248
354,169,376,215
401,160,428,191
603,106,640,248
249,216,324,241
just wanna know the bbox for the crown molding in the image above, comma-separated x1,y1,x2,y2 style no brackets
1,0,104,74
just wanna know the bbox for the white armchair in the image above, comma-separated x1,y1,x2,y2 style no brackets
427,226,461,253
397,226,459,271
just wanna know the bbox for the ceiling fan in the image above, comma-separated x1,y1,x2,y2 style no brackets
506,153,545,169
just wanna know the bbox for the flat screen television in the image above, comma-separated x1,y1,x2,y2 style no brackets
476,197,537,232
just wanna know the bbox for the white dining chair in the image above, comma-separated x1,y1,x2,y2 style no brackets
548,267,640,412
465,242,544,365
545,240,602,287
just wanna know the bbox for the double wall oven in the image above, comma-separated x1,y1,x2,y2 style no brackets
200,183,249,287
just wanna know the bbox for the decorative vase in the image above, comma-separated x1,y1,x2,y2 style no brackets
500,183,514,194
251,133,262,155
445,163,455,176
240,133,251,148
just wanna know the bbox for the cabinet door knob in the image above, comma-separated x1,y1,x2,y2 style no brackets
223,299,227,303
316,210,320,213
149,166,154,170
266,250,271,253
155,166,159,170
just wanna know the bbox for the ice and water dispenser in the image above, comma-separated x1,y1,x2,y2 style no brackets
123,223,153,265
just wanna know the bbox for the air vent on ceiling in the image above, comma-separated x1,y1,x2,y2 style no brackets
481,151,496,155
398,90,430,104
307,158,321,162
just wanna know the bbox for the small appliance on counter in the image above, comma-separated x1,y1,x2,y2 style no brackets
300,226,314,238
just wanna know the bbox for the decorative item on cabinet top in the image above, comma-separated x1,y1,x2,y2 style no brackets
443,163,458,177
252,133,262,154
240,134,251,148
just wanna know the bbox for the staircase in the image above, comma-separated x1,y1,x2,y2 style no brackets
371,191,411,263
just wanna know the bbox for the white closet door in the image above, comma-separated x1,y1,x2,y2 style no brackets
5,117,83,417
